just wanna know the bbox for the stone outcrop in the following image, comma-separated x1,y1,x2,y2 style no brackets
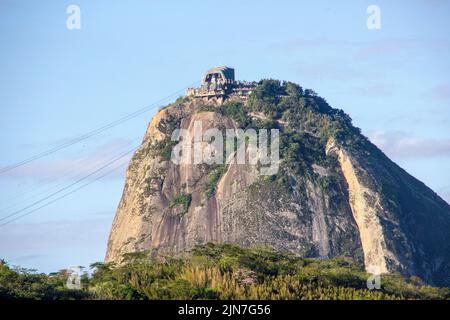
106,91,450,287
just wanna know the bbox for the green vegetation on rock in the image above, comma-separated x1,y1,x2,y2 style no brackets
205,165,225,198
169,193,192,215
3,244,448,300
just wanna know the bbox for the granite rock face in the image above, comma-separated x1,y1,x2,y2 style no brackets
105,87,450,287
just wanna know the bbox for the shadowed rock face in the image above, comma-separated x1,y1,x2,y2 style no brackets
106,92,450,287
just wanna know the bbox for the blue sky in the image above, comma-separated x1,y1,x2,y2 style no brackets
0,0,449,273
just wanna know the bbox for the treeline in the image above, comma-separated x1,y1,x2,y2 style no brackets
0,260,89,300
1,244,449,300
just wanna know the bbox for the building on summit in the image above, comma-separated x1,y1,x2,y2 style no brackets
187,66,255,100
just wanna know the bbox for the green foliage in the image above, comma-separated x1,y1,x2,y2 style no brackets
169,193,192,215
156,139,178,161
221,102,251,127
175,95,189,104
0,260,88,300
285,82,303,97
249,80,285,116
242,79,369,190
2,244,449,300
86,244,450,300
317,176,331,189
247,79,362,147
152,110,183,161
248,80,303,119
199,102,251,128
205,165,225,198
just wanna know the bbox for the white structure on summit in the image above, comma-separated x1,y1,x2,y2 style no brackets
187,66,256,100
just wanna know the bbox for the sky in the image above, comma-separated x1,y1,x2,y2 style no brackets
0,0,449,273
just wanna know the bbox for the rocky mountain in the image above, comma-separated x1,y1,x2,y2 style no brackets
105,79,450,287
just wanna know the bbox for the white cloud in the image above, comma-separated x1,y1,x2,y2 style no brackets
342,84,395,96
428,84,450,100
438,186,450,205
442,193,450,205
1,138,135,182
276,37,450,56
0,215,115,272
0,216,113,252
368,131,450,158
295,62,372,81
